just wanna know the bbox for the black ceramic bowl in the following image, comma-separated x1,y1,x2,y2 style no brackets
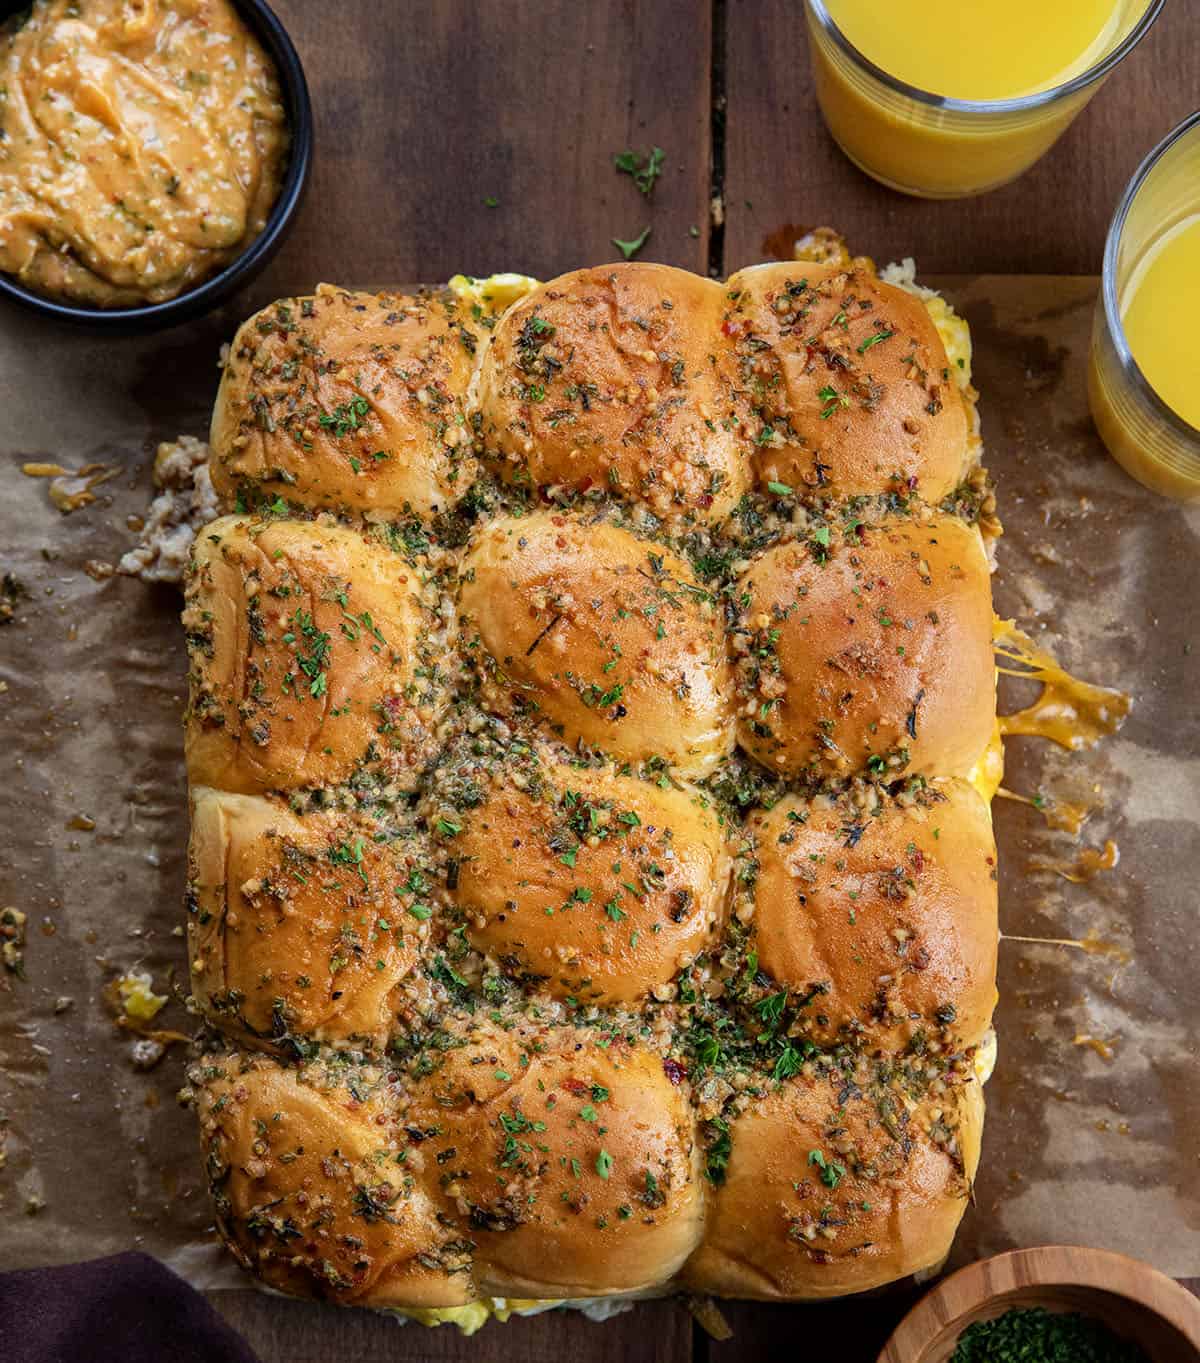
0,0,311,331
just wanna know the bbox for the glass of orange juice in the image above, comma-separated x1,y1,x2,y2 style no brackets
803,0,1163,199
1088,112,1200,502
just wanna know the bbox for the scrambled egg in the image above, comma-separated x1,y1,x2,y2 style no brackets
968,721,1005,806
974,1027,999,1086
115,968,167,1024
880,257,974,391
449,272,540,317
398,1299,559,1334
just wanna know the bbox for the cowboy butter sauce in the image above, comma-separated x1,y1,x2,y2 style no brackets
0,0,287,307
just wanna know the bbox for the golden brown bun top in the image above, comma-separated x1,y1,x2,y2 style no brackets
403,1022,706,1298
750,779,997,1049
460,510,735,775
684,1068,982,1300
197,1052,475,1309
478,264,751,522
210,286,480,517
724,261,968,502
442,749,731,1004
199,1023,705,1304
184,515,443,794
734,516,994,781
188,788,423,1050
188,259,997,1311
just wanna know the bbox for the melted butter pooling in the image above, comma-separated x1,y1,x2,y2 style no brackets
0,0,287,306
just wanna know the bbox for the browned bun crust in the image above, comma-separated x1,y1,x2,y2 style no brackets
723,261,969,501
683,1071,982,1300
477,265,751,522
210,286,480,517
459,511,735,775
409,1026,706,1298
196,1053,476,1309
188,788,423,1051
446,757,731,1004
187,260,1000,1313
749,780,997,1049
734,516,994,780
184,515,443,794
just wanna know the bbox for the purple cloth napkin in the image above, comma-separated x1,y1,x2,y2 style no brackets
0,1252,262,1363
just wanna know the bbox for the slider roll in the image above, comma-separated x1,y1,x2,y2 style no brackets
184,515,445,795
724,261,970,502
186,255,999,1313
733,517,995,782
459,511,735,776
211,286,481,517
188,788,422,1052
477,264,751,522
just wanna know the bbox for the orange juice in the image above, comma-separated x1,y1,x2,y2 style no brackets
804,0,1161,198
1088,113,1200,501
1120,217,1200,431
825,0,1120,101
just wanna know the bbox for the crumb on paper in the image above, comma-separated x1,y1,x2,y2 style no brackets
1,572,27,625
130,1037,166,1070
115,967,167,1024
118,435,217,585
54,996,73,1014
22,461,119,514
1,907,27,978
1073,1033,1119,1063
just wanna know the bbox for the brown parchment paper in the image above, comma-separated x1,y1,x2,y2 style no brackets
0,277,1197,1291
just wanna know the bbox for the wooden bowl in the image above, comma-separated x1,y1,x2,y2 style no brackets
879,1247,1200,1363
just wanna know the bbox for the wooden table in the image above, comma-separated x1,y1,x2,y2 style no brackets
25,1,1200,1358
248,0,1200,310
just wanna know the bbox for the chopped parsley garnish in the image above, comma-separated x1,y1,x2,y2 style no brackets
613,146,665,196
808,1148,846,1189
613,226,651,260
857,329,895,354
318,395,370,436
328,836,368,885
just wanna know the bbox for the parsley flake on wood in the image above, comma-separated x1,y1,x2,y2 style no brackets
613,226,651,260
613,146,665,196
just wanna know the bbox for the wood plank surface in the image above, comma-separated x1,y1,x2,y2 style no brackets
210,1292,695,1363
722,0,1200,274
255,0,714,301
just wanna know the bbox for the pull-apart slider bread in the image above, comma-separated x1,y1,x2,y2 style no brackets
185,257,998,1319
